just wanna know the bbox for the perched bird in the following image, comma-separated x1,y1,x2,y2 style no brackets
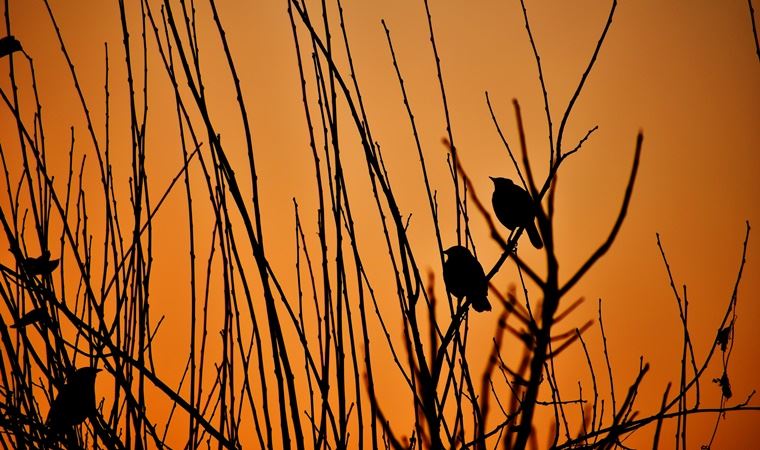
490,177,543,249
0,35,22,58
443,245,491,312
10,307,48,329
22,250,59,276
46,367,101,432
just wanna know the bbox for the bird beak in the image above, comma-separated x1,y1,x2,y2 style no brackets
489,176,496,183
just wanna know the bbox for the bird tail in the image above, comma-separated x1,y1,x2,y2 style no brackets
470,295,492,312
526,222,543,249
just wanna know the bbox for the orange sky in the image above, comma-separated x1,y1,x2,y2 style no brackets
1,0,758,448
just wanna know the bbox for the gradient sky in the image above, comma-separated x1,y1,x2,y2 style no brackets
1,0,758,448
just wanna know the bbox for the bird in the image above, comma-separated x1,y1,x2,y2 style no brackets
490,177,543,249
443,245,491,312
0,35,22,58
10,307,48,329
46,367,101,433
21,250,60,277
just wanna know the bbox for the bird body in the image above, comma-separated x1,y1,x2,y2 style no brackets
10,307,48,329
22,250,60,276
490,177,543,249
443,246,491,312
46,367,100,432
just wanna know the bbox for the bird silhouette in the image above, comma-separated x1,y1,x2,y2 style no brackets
22,250,60,277
46,367,101,433
443,245,491,312
10,307,48,329
0,35,22,58
490,177,543,249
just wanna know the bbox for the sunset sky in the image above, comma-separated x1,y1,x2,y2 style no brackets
1,0,758,448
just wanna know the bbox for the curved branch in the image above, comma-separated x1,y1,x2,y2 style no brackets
556,0,618,156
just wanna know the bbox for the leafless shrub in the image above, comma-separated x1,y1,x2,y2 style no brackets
0,1,756,449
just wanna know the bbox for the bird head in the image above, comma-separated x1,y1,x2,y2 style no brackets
71,367,101,384
489,176,514,189
443,245,470,260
